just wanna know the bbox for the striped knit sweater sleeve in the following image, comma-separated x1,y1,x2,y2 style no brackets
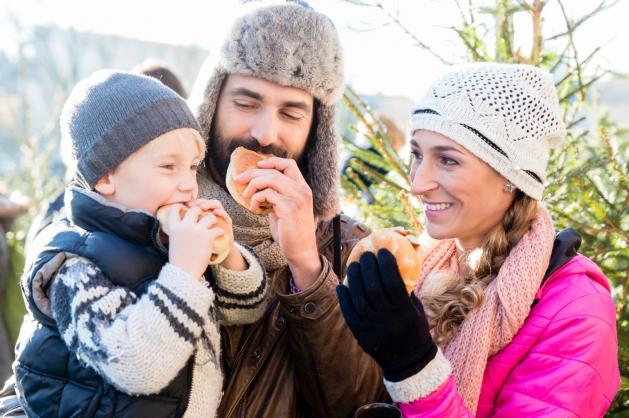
209,243,269,325
49,256,216,396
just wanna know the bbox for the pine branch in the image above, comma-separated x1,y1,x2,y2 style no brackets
546,0,618,41
578,175,620,231
566,116,586,130
342,0,454,65
348,159,408,192
557,0,588,102
549,44,571,74
400,192,424,236
342,137,391,171
452,25,489,62
599,126,628,183
559,71,608,103
617,269,629,321
344,169,377,202
372,2,454,65
554,46,603,88
516,0,547,65
343,88,411,185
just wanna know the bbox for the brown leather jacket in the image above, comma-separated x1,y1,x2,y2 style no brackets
217,214,388,418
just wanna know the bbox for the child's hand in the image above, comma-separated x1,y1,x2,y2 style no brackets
167,204,224,279
221,243,248,271
186,199,230,228
187,199,247,271
189,199,238,264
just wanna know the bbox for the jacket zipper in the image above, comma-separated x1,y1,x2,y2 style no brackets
150,219,169,256
224,301,280,418
223,327,258,418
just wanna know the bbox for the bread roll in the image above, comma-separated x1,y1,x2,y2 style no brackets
225,147,273,215
155,204,233,265
347,227,423,294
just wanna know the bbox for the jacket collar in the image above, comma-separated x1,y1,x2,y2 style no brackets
64,185,161,248
544,227,581,279
535,227,610,299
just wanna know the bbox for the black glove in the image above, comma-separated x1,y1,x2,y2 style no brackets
336,249,437,382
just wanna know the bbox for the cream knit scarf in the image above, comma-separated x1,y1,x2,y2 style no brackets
197,169,287,272
414,204,555,413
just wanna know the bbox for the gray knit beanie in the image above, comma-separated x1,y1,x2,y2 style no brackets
411,63,566,200
61,70,200,189
189,1,344,220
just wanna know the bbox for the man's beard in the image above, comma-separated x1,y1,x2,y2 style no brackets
206,130,305,186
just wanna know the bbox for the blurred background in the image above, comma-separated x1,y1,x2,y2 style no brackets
0,0,627,414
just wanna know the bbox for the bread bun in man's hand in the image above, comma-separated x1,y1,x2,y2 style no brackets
156,204,233,265
347,227,423,293
225,147,273,215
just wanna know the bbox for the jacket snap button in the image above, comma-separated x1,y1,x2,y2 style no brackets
304,302,316,314
253,350,262,360
276,317,285,329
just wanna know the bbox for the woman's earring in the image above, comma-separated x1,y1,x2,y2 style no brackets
503,182,516,193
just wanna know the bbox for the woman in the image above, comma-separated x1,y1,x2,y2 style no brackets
337,63,620,417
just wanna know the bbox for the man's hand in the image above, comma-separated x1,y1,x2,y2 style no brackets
235,156,322,289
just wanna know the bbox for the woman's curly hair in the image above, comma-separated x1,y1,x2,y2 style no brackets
421,191,538,346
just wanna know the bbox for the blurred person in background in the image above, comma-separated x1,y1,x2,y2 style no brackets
0,194,28,384
132,59,189,99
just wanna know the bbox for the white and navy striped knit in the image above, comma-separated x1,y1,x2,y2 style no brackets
49,243,267,418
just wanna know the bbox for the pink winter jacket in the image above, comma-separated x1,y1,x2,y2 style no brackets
392,254,620,417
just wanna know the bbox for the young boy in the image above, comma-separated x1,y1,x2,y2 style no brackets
12,70,268,418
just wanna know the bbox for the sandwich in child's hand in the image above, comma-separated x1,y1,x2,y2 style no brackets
156,203,233,265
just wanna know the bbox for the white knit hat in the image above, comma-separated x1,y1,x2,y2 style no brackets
410,63,566,200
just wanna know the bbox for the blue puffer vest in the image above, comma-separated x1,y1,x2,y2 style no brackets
13,186,193,418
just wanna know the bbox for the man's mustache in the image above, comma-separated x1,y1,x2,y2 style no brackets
225,137,289,159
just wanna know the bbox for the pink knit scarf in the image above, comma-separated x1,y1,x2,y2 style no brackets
414,204,555,413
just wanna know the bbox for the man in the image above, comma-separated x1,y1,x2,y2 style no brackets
187,2,386,417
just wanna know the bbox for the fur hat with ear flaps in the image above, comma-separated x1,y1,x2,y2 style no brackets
189,1,344,220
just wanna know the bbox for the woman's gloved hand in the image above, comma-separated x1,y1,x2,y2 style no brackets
336,249,437,382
